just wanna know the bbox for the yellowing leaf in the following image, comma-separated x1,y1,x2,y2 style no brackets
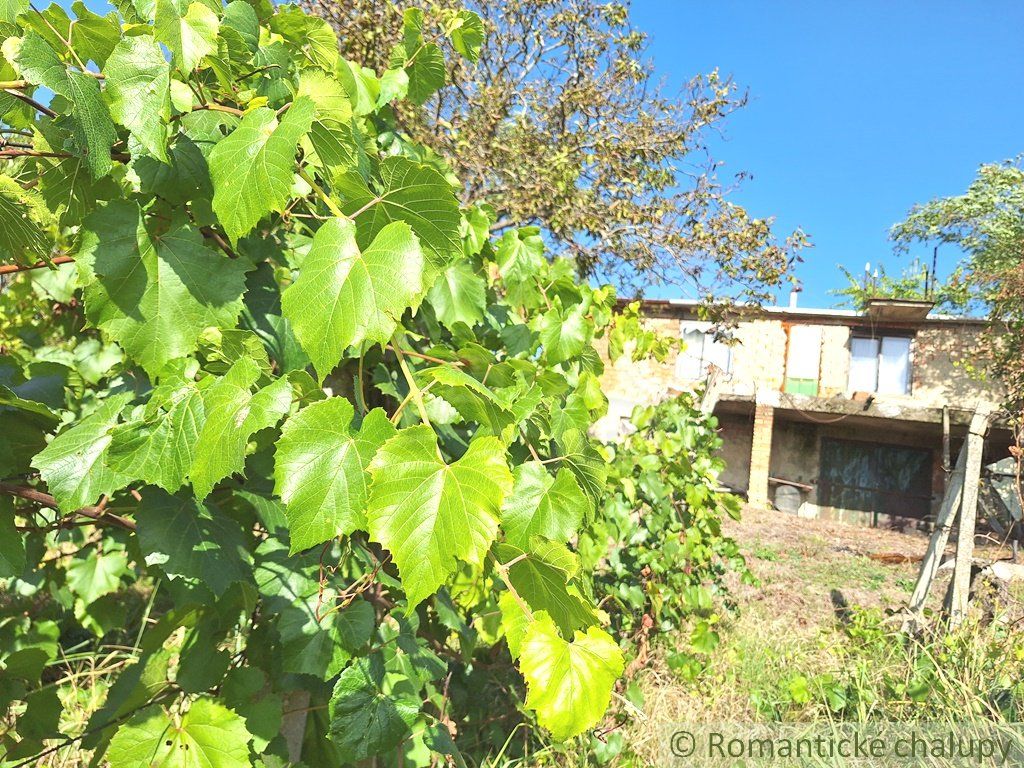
519,613,623,741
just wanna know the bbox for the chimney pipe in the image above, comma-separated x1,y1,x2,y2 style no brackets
788,289,799,309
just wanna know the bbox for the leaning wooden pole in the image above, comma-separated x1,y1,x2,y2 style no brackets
907,439,968,616
948,402,995,628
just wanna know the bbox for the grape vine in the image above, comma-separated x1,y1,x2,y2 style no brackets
0,2,745,764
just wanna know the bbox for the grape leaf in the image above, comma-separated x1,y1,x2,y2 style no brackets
518,612,624,741
209,97,315,244
499,589,531,659
76,202,250,377
427,261,486,330
495,540,598,638
154,0,220,72
535,299,588,364
254,540,374,679
278,597,374,680
106,699,251,768
14,32,116,179
274,398,395,553
556,428,607,515
0,174,54,264
190,356,292,499
416,365,514,434
104,36,171,162
281,218,425,380
501,462,588,549
0,384,58,478
65,549,127,605
0,503,26,578
134,490,253,595
366,426,512,608
68,1,120,67
390,8,444,105
337,156,462,268
106,376,204,492
449,10,484,63
32,394,132,512
328,653,419,762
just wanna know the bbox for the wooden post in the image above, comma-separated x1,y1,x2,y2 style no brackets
907,440,968,616
948,402,995,628
700,365,723,415
942,405,951,472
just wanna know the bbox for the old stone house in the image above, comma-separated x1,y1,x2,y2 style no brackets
597,297,1014,528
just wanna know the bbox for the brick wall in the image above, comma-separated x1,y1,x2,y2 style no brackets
748,403,775,508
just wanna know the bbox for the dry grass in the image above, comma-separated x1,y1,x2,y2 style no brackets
618,507,1024,766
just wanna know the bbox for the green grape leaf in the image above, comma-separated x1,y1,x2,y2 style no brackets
69,1,121,67
38,156,97,226
254,540,374,679
279,597,374,680
221,1,259,56
0,384,58,478
76,202,250,377
495,540,598,639
535,299,588,364
496,227,545,306
281,218,425,380
338,156,462,268
367,426,513,608
32,394,132,512
106,699,251,768
556,428,607,515
106,377,204,492
519,612,624,741
14,32,116,179
427,260,486,330
0,503,26,578
448,10,484,63
268,5,338,72
499,589,531,659
219,667,281,754
0,174,55,264
190,357,292,499
328,653,419,762
390,8,444,105
154,0,220,72
66,549,128,605
274,398,395,553
103,36,172,162
501,463,588,549
209,97,315,244
134,490,253,595
416,365,514,434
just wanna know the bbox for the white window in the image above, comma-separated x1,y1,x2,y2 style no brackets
848,335,912,395
675,322,731,381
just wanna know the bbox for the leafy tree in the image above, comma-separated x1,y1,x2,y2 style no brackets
829,262,968,311
891,160,1024,422
299,0,806,299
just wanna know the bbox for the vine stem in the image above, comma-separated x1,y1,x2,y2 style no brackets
297,166,346,219
489,552,533,620
390,332,432,426
0,255,75,276
0,482,136,531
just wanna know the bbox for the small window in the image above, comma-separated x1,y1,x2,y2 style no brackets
675,323,731,381
848,335,912,395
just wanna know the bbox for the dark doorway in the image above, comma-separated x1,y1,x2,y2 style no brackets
818,437,933,522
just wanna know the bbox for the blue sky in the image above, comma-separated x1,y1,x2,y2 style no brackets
630,1,1024,307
